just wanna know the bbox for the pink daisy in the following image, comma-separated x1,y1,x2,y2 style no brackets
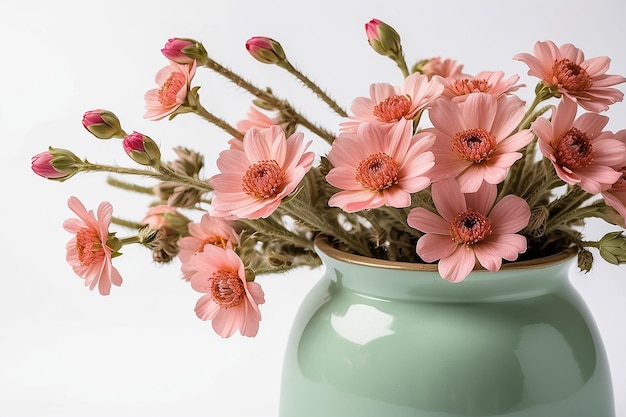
339,72,444,133
442,71,524,101
178,214,240,281
327,120,435,212
229,106,278,151
190,245,265,338
418,56,467,80
532,98,626,194
426,93,534,192
140,204,180,230
601,129,626,225
514,40,626,112
407,179,530,282
63,196,123,295
209,125,315,219
144,60,197,121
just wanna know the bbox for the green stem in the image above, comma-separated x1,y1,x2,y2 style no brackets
83,162,212,192
111,217,143,229
279,195,372,257
201,57,337,144
279,60,347,117
191,101,243,139
106,177,155,195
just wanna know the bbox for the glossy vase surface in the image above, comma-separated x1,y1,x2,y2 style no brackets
278,236,615,417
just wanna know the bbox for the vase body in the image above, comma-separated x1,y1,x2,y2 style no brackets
278,237,614,417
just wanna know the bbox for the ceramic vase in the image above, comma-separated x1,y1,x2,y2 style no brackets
278,235,615,417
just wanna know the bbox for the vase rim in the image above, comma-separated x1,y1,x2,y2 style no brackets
314,234,578,272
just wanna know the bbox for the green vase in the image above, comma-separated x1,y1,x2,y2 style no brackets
278,235,615,417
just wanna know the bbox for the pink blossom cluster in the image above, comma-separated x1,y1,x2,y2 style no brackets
31,21,626,338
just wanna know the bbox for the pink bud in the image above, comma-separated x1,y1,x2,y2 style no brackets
245,36,286,64
122,131,161,166
31,147,83,181
365,19,383,42
161,38,196,64
364,18,402,57
123,131,146,154
82,109,124,139
31,151,65,179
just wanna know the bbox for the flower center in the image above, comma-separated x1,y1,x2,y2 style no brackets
552,59,593,91
373,94,413,122
452,128,497,163
450,78,490,95
158,71,186,106
75,228,105,266
555,127,594,170
242,160,285,198
450,209,493,245
200,236,229,250
355,152,400,191
210,270,245,309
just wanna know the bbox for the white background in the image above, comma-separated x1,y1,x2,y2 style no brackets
1,0,625,415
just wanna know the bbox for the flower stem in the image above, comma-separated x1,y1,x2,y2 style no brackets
83,161,212,192
192,101,243,139
201,57,337,144
279,60,347,117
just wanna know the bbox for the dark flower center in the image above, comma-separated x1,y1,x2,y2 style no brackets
210,270,245,309
158,71,186,106
242,160,285,198
450,78,490,95
355,152,400,191
76,228,105,266
450,209,492,245
453,128,497,163
555,127,594,170
373,94,412,122
552,59,593,91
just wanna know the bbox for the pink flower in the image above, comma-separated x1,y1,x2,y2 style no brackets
601,129,626,223
190,245,265,337
417,56,467,80
340,72,444,133
427,93,534,192
140,204,180,229
229,106,279,151
178,214,240,281
532,98,626,194
407,179,530,282
209,125,315,219
514,40,626,112
442,71,524,101
144,60,196,121
63,197,123,295
327,121,435,212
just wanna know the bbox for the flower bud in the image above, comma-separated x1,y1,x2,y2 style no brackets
245,36,286,65
598,231,626,264
82,109,125,139
122,131,161,167
31,147,83,181
577,248,593,273
364,18,402,57
161,37,208,65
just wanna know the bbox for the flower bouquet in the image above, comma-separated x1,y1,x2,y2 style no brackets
31,19,626,338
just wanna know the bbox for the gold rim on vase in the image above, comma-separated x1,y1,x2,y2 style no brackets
314,234,578,272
